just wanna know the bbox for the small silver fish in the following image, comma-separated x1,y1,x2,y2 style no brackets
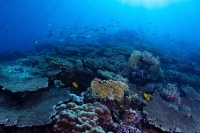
33,40,37,44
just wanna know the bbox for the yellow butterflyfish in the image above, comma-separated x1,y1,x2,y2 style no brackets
72,82,78,88
143,93,151,101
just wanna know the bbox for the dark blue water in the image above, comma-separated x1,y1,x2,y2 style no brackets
0,0,200,58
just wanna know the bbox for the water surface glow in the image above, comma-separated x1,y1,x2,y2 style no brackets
118,0,187,8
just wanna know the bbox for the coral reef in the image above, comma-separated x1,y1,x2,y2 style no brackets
0,41,200,133
53,102,114,133
164,69,200,89
91,78,128,101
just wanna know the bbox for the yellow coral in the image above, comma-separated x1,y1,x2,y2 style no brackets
149,64,163,77
91,78,128,101
129,51,142,69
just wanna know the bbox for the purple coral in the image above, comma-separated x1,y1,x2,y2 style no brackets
116,124,142,133
162,84,181,105
53,102,114,133
69,93,84,104
122,109,142,127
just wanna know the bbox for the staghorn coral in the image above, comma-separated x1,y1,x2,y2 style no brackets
129,50,142,69
161,84,181,105
141,51,159,66
91,78,128,101
0,88,69,127
53,102,114,133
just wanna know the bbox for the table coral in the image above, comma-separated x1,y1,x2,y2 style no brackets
0,62,48,92
0,88,70,127
144,87,200,132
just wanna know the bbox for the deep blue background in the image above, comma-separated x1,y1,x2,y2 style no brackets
0,0,199,56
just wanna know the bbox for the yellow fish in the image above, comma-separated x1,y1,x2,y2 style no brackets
72,82,78,88
143,93,151,101
52,57,57,61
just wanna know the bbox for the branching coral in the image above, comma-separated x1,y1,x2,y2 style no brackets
129,50,142,69
122,109,141,126
91,78,128,101
129,50,160,70
141,51,159,66
162,84,181,105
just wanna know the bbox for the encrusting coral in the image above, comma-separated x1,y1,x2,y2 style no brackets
91,78,128,101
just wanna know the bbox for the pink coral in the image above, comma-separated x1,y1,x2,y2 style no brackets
53,102,114,133
122,109,141,126
162,84,181,105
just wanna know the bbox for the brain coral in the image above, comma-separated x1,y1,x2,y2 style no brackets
0,88,69,127
91,78,128,101
144,87,200,132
